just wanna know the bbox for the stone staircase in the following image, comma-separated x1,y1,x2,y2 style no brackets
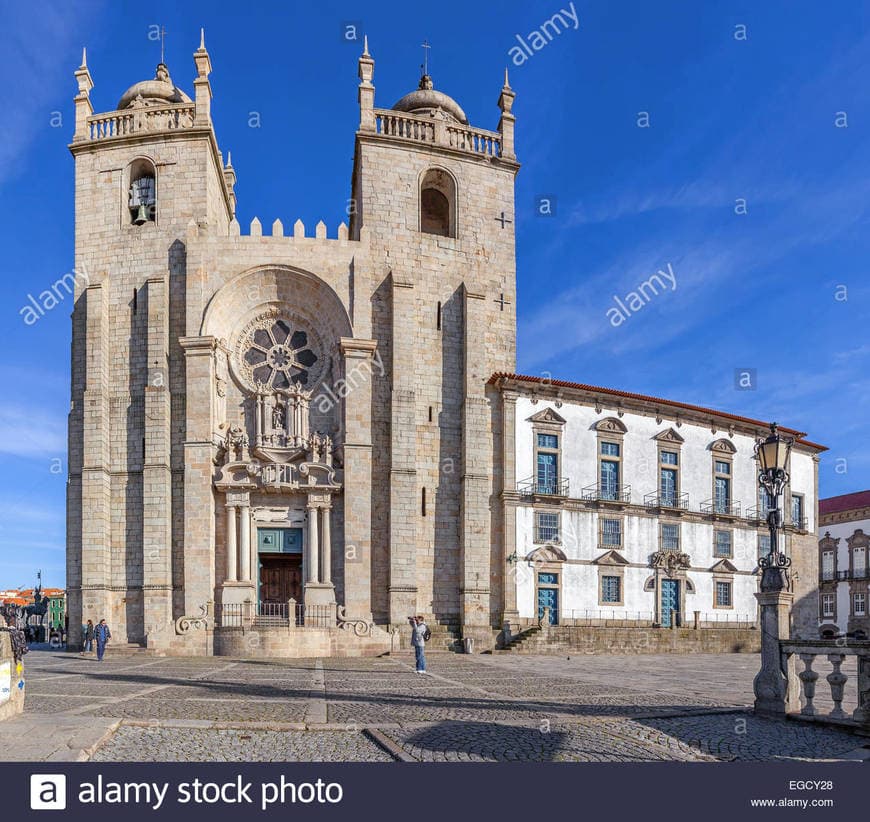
498,625,546,653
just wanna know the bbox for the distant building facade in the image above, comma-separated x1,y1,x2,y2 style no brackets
818,490,870,639
493,376,823,638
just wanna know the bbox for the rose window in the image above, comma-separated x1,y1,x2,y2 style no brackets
242,319,319,388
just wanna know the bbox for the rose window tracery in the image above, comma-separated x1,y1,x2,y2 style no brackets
236,314,323,390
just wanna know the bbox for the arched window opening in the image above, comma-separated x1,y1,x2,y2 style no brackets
420,168,456,237
128,159,157,225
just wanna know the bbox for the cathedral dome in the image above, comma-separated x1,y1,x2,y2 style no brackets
392,75,468,124
117,63,192,109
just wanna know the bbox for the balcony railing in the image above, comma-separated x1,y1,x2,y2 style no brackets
780,641,870,730
644,491,689,510
834,568,870,581
745,505,773,521
581,483,632,504
790,516,809,531
86,103,196,141
700,499,742,517
374,108,502,158
517,476,570,497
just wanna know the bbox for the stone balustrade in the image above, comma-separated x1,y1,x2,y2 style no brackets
86,103,196,141
373,108,502,158
780,640,870,728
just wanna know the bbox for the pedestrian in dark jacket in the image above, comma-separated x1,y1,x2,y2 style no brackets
94,619,111,661
408,615,430,674
81,620,95,655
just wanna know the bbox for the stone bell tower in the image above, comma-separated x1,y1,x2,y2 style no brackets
66,33,235,649
351,40,520,645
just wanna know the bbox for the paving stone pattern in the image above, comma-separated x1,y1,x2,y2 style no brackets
14,651,867,763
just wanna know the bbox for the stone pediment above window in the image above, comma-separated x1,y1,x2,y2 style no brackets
525,545,567,563
654,428,684,444
818,532,840,550
710,559,739,574
710,438,737,455
846,529,869,549
594,417,628,434
527,407,566,425
593,549,629,566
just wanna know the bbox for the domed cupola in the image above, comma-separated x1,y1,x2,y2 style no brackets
117,62,192,109
392,74,468,124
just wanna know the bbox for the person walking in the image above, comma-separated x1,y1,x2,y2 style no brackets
94,619,111,662
408,615,431,674
81,619,95,655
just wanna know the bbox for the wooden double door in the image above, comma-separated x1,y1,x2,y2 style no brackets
260,554,302,605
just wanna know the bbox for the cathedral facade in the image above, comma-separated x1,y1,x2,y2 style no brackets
66,35,821,655
67,35,517,654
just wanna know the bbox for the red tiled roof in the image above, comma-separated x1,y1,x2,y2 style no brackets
488,372,827,451
820,490,870,516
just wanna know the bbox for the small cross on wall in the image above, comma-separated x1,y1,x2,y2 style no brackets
495,211,513,228
495,293,511,311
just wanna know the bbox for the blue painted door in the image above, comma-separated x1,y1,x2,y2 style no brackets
661,579,680,627
537,574,559,625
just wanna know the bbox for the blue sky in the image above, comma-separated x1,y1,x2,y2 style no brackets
1,1,868,587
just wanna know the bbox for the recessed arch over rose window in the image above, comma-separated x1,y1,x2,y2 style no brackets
235,310,325,391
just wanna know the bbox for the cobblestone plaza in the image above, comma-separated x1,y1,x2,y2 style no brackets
5,651,867,763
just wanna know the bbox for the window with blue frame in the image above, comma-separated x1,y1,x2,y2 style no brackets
600,442,620,499
715,580,732,608
536,433,559,494
714,461,731,513
601,575,621,603
791,494,804,527
714,530,732,557
661,523,679,552
600,517,622,547
535,511,560,543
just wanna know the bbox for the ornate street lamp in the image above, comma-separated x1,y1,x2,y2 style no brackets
754,422,794,592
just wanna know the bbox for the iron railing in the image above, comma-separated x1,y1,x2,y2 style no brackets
214,601,337,629
644,490,689,510
517,475,570,496
700,499,742,517
581,483,632,503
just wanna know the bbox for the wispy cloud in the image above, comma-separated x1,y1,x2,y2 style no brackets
0,404,66,459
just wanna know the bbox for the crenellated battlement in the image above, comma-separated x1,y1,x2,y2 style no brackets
226,218,358,243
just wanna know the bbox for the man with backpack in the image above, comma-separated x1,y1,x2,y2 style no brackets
408,615,431,674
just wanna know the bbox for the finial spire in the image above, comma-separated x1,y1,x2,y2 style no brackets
81,47,87,68
226,150,232,167
199,27,205,50
363,34,369,56
159,25,167,64
504,67,511,88
421,39,431,78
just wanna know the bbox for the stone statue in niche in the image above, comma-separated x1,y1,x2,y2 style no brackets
272,401,286,430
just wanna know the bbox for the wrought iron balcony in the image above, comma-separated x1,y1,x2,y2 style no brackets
517,475,570,497
745,505,773,522
582,483,632,504
790,516,808,531
644,491,689,510
835,568,870,581
700,499,742,517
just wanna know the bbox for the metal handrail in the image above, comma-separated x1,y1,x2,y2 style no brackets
517,475,570,496
582,483,632,503
644,490,689,510
700,499,742,517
